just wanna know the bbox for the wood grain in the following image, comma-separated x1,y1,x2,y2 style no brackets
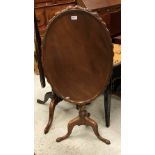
42,8,113,104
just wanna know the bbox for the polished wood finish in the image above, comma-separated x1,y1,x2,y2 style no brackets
34,0,76,38
35,0,75,5
35,1,121,130
56,105,110,144
39,91,111,143
44,93,62,134
77,0,121,37
77,0,120,11
42,8,113,104
41,7,113,143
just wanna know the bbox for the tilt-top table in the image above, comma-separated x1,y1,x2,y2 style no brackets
40,6,114,144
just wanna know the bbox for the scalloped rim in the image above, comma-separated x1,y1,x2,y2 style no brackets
42,5,114,105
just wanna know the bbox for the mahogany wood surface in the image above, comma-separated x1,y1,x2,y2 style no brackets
56,105,110,144
77,0,120,11
44,92,62,134
34,0,76,39
77,0,121,37
42,8,113,104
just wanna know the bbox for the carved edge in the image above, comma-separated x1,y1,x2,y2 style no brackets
42,5,114,103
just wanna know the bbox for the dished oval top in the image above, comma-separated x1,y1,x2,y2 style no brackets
42,8,113,104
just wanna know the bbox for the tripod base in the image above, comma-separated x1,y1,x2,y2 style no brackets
56,105,110,144
42,92,111,144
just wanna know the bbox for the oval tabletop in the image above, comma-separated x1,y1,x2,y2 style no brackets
42,8,113,104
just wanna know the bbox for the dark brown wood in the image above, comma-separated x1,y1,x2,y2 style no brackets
111,64,121,97
41,7,113,143
109,11,121,37
77,0,121,37
112,35,121,44
35,0,75,5
77,0,120,12
34,0,76,38
34,11,46,88
37,91,53,104
35,1,121,132
34,0,76,80
56,105,110,144
104,82,111,127
76,103,91,110
42,7,113,104
44,93,62,134
104,64,121,127
104,42,121,127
